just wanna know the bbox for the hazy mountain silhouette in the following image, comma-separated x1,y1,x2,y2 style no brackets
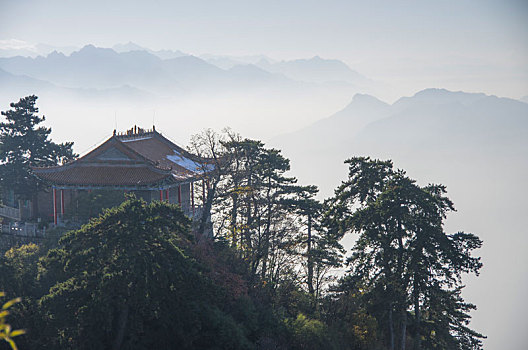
0,45,177,92
160,55,226,88
272,88,528,191
0,41,78,58
0,44,366,147
0,67,154,107
356,89,528,157
113,41,187,60
0,45,313,96
273,93,390,156
112,41,147,52
256,56,366,84
200,54,374,89
201,53,276,70
225,64,303,90
0,67,54,91
521,95,528,104
200,56,247,70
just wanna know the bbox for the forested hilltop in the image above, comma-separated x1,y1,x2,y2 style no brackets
0,97,484,349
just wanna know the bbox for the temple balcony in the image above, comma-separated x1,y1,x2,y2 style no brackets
0,205,21,221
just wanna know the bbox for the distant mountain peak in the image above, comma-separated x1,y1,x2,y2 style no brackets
72,45,118,58
113,41,146,53
414,87,450,96
352,93,384,102
391,88,489,109
348,93,390,108
255,56,364,84
412,88,487,99
173,54,205,63
80,44,97,51
47,50,66,59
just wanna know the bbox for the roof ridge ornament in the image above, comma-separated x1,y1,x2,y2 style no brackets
114,125,158,139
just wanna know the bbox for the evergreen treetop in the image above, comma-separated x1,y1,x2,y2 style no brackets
0,95,76,199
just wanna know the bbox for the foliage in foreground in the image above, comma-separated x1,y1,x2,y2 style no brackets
0,98,484,349
0,292,25,350
0,197,286,349
0,162,484,349
0,182,484,349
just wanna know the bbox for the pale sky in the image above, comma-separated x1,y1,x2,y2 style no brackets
1,2,527,349
1,0,527,99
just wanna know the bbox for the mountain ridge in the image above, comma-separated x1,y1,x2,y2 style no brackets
0,44,366,98
270,88,528,196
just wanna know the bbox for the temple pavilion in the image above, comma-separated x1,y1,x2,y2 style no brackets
32,126,210,225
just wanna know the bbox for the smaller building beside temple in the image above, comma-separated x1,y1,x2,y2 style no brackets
31,126,210,225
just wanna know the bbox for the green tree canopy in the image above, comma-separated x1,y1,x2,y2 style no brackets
327,157,484,350
0,95,76,199
37,196,255,350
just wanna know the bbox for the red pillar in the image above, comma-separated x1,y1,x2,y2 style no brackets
160,190,163,201
178,184,182,205
53,188,57,225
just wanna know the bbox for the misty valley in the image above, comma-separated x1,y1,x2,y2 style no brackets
1,42,527,350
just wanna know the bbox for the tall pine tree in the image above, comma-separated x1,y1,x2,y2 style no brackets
328,157,484,350
0,95,76,200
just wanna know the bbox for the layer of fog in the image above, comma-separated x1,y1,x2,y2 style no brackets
1,45,527,350
270,90,528,350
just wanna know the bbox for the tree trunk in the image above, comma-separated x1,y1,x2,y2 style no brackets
231,191,238,248
112,305,129,350
389,305,395,350
400,307,407,350
412,234,424,350
245,174,254,262
383,241,395,350
199,180,217,237
396,219,407,350
231,158,240,248
260,178,272,280
260,221,270,280
414,280,421,350
307,212,314,295
261,246,268,279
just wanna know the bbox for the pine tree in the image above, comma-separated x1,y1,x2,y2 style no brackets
0,95,76,200
328,157,485,350
285,187,343,300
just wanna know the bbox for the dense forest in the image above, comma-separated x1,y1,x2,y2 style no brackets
0,96,484,349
